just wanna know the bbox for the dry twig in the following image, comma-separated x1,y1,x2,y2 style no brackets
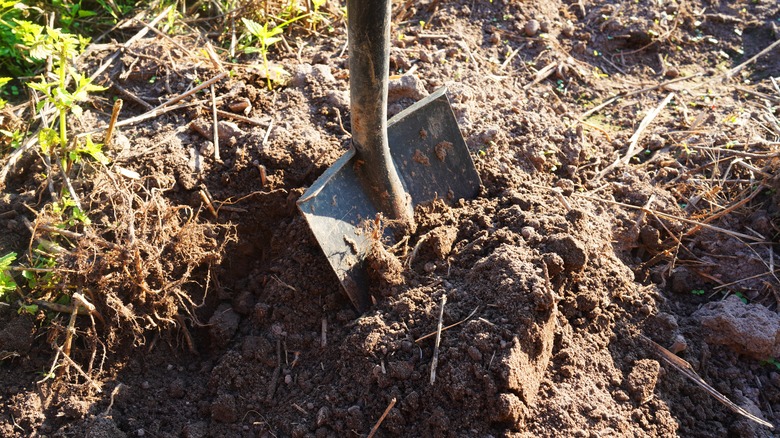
594,92,675,180
415,306,479,343
643,336,774,429
367,398,397,438
430,294,447,385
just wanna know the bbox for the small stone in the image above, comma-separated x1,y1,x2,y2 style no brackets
626,359,660,402
232,290,254,315
669,335,687,354
211,393,238,423
228,98,251,115
467,346,483,361
525,20,540,37
208,304,240,349
562,21,575,37
253,302,270,324
316,406,330,427
540,21,550,33
141,381,150,390
489,32,501,45
613,390,630,402
664,67,680,78
169,378,186,399
346,405,365,430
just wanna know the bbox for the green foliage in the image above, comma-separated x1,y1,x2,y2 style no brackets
52,0,97,30
690,289,705,296
71,135,109,165
22,252,56,290
23,22,106,171
307,0,332,31
241,13,309,89
764,358,780,371
52,195,91,226
241,17,285,90
17,303,38,315
0,252,17,301
0,0,132,77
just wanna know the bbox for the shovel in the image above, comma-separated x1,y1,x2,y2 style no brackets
297,0,481,311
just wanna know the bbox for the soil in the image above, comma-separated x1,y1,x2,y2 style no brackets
2,0,780,437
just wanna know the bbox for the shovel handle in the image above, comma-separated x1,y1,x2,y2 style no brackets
347,0,413,226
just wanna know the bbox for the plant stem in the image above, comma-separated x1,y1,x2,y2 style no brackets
59,109,67,153
58,44,68,151
262,47,271,90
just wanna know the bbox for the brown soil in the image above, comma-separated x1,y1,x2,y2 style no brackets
2,0,780,437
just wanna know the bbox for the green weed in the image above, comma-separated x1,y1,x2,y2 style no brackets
241,13,309,89
0,252,16,302
764,358,780,371
24,23,106,173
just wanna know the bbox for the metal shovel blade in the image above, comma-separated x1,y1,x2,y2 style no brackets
297,87,481,310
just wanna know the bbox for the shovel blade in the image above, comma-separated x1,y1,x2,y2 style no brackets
297,87,481,310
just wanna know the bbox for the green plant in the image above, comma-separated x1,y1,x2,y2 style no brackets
307,0,330,30
763,358,780,371
241,13,308,89
17,303,38,315
52,0,98,31
0,2,43,76
0,252,17,301
690,289,705,295
21,251,57,290
24,23,106,173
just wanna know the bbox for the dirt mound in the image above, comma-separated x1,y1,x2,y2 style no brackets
2,0,780,436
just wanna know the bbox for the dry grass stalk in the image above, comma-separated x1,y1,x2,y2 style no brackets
367,397,397,438
577,73,702,122
210,84,221,162
726,38,780,78
430,294,447,386
54,345,103,393
573,193,763,242
105,98,123,148
594,92,675,181
154,71,228,110
643,336,774,429
415,306,479,343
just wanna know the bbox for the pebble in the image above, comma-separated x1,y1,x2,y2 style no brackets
669,335,687,354
489,32,501,45
562,21,575,37
525,20,540,37
316,406,330,427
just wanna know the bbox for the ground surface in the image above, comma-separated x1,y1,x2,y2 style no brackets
2,0,780,436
